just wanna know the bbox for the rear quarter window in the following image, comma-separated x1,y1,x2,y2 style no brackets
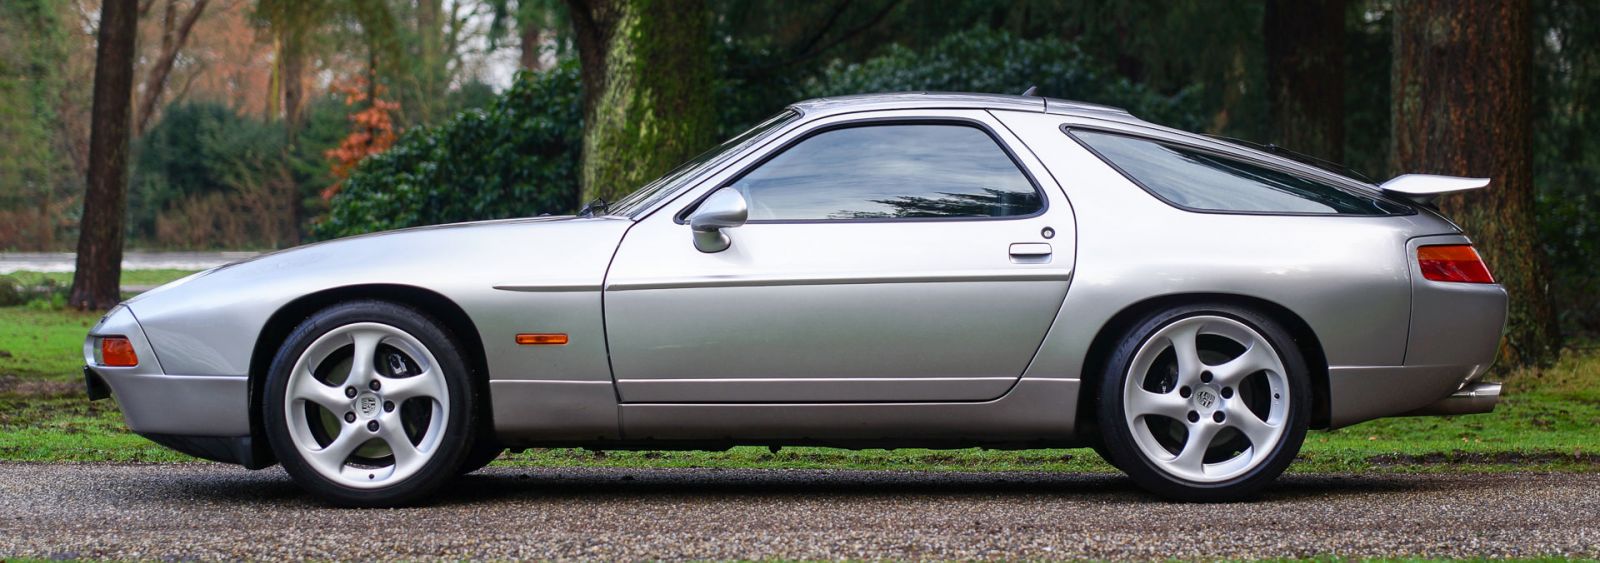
1069,129,1410,216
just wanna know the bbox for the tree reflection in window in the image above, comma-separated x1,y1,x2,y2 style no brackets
830,188,1042,219
730,123,1043,221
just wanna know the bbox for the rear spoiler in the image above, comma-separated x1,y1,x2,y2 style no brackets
1379,174,1490,205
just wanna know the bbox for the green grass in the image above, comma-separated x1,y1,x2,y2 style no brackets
0,307,102,381
0,395,193,462
2,304,1596,472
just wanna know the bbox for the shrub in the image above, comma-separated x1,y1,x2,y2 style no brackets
0,275,67,308
0,276,20,307
132,102,292,247
802,28,1206,132
316,60,583,239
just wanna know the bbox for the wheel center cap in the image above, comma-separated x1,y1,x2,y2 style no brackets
1193,387,1220,412
355,392,382,419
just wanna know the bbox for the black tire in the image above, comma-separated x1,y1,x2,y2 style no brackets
458,442,505,475
1087,433,1123,472
264,300,478,507
1096,303,1310,502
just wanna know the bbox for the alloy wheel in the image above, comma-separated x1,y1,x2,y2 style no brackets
1121,315,1290,483
283,322,450,489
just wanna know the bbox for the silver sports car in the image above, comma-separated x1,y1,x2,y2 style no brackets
84,93,1507,505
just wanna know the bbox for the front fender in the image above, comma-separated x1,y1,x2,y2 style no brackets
127,217,631,382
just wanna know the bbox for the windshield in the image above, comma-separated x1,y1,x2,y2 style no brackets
607,110,801,217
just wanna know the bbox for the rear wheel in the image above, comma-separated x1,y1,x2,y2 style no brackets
264,300,476,507
1097,304,1309,501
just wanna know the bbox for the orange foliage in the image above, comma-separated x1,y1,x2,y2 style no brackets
133,1,279,121
322,78,400,200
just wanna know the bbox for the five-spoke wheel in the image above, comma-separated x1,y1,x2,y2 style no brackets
1098,304,1309,501
265,301,477,507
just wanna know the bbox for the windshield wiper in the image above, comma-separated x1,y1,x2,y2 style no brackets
577,198,609,218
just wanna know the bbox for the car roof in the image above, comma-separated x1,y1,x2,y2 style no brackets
789,91,1139,121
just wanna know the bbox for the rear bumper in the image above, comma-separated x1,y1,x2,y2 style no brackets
1326,363,1497,428
1318,235,1509,429
1404,381,1501,417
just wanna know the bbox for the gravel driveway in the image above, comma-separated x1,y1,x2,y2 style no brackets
0,463,1594,560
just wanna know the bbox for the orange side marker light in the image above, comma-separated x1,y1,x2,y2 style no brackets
100,336,139,366
516,333,569,346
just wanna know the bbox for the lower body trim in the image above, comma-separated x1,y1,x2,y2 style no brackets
139,433,272,469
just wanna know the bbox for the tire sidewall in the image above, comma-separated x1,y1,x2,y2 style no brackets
264,300,476,507
1097,304,1311,502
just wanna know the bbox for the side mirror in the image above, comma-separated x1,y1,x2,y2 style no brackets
687,187,748,253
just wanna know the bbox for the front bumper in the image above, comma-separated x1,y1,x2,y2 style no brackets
85,305,259,465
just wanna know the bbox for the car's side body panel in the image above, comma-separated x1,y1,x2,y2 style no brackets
603,109,1076,404
113,217,631,443
617,378,1079,447
128,216,630,381
990,110,1496,428
1000,109,1417,368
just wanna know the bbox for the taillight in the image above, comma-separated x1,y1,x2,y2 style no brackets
1418,244,1494,284
98,336,139,367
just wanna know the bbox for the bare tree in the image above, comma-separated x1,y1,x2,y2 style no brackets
133,0,210,137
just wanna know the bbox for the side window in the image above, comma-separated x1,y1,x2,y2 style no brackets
1070,130,1409,215
727,123,1043,221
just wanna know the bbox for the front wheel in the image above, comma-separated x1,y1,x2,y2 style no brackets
1097,304,1310,501
264,300,477,507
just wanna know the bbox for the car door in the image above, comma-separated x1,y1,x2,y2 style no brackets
603,109,1076,403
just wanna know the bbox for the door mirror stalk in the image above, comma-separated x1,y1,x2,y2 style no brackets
687,188,748,253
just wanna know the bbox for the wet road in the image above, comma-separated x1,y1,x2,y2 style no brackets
0,251,258,274
0,463,1595,560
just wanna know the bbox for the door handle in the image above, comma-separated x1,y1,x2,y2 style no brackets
1009,243,1053,257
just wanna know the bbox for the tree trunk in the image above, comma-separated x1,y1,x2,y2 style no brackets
1391,0,1557,366
133,0,208,137
1265,0,1345,161
520,18,543,71
279,24,305,244
564,0,717,203
416,0,445,123
71,0,139,310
